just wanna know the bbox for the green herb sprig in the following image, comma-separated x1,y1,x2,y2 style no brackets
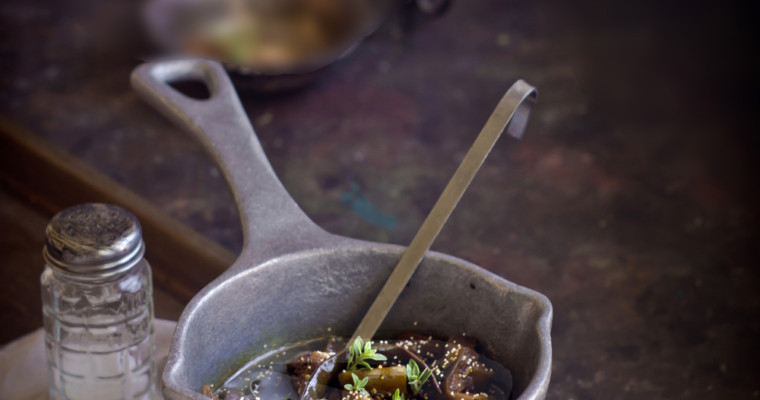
406,360,432,394
392,389,405,400
347,336,387,371
344,373,370,396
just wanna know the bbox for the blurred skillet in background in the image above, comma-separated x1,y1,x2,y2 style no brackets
143,0,450,92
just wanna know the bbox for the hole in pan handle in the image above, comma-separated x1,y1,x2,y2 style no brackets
131,59,327,264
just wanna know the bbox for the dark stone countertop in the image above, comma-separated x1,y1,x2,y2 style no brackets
1,0,759,398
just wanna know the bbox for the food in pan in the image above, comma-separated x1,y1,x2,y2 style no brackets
202,334,513,400
182,0,369,70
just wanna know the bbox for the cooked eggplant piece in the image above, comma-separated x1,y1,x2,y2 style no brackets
297,351,345,400
338,366,408,397
288,351,333,397
443,346,494,400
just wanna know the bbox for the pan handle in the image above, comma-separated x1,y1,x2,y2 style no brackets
131,59,328,262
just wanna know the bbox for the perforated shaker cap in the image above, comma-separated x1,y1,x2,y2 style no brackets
43,203,145,276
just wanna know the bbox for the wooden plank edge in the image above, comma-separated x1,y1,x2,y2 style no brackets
0,116,239,302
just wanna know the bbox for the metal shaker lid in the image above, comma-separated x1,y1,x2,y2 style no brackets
43,203,145,276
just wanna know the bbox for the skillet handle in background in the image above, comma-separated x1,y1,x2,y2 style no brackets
130,59,327,264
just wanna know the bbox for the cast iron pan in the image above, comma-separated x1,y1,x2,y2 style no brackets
130,59,552,400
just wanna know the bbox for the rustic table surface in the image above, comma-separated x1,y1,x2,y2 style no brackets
1,0,758,398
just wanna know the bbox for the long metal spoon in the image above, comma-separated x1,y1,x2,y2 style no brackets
350,80,538,343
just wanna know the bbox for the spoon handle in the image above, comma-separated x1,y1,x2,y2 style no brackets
350,80,538,344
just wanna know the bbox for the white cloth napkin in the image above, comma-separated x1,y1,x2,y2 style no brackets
0,319,177,400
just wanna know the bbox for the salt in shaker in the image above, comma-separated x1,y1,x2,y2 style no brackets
41,203,157,400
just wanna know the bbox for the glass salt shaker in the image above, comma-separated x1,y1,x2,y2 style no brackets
41,203,157,400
